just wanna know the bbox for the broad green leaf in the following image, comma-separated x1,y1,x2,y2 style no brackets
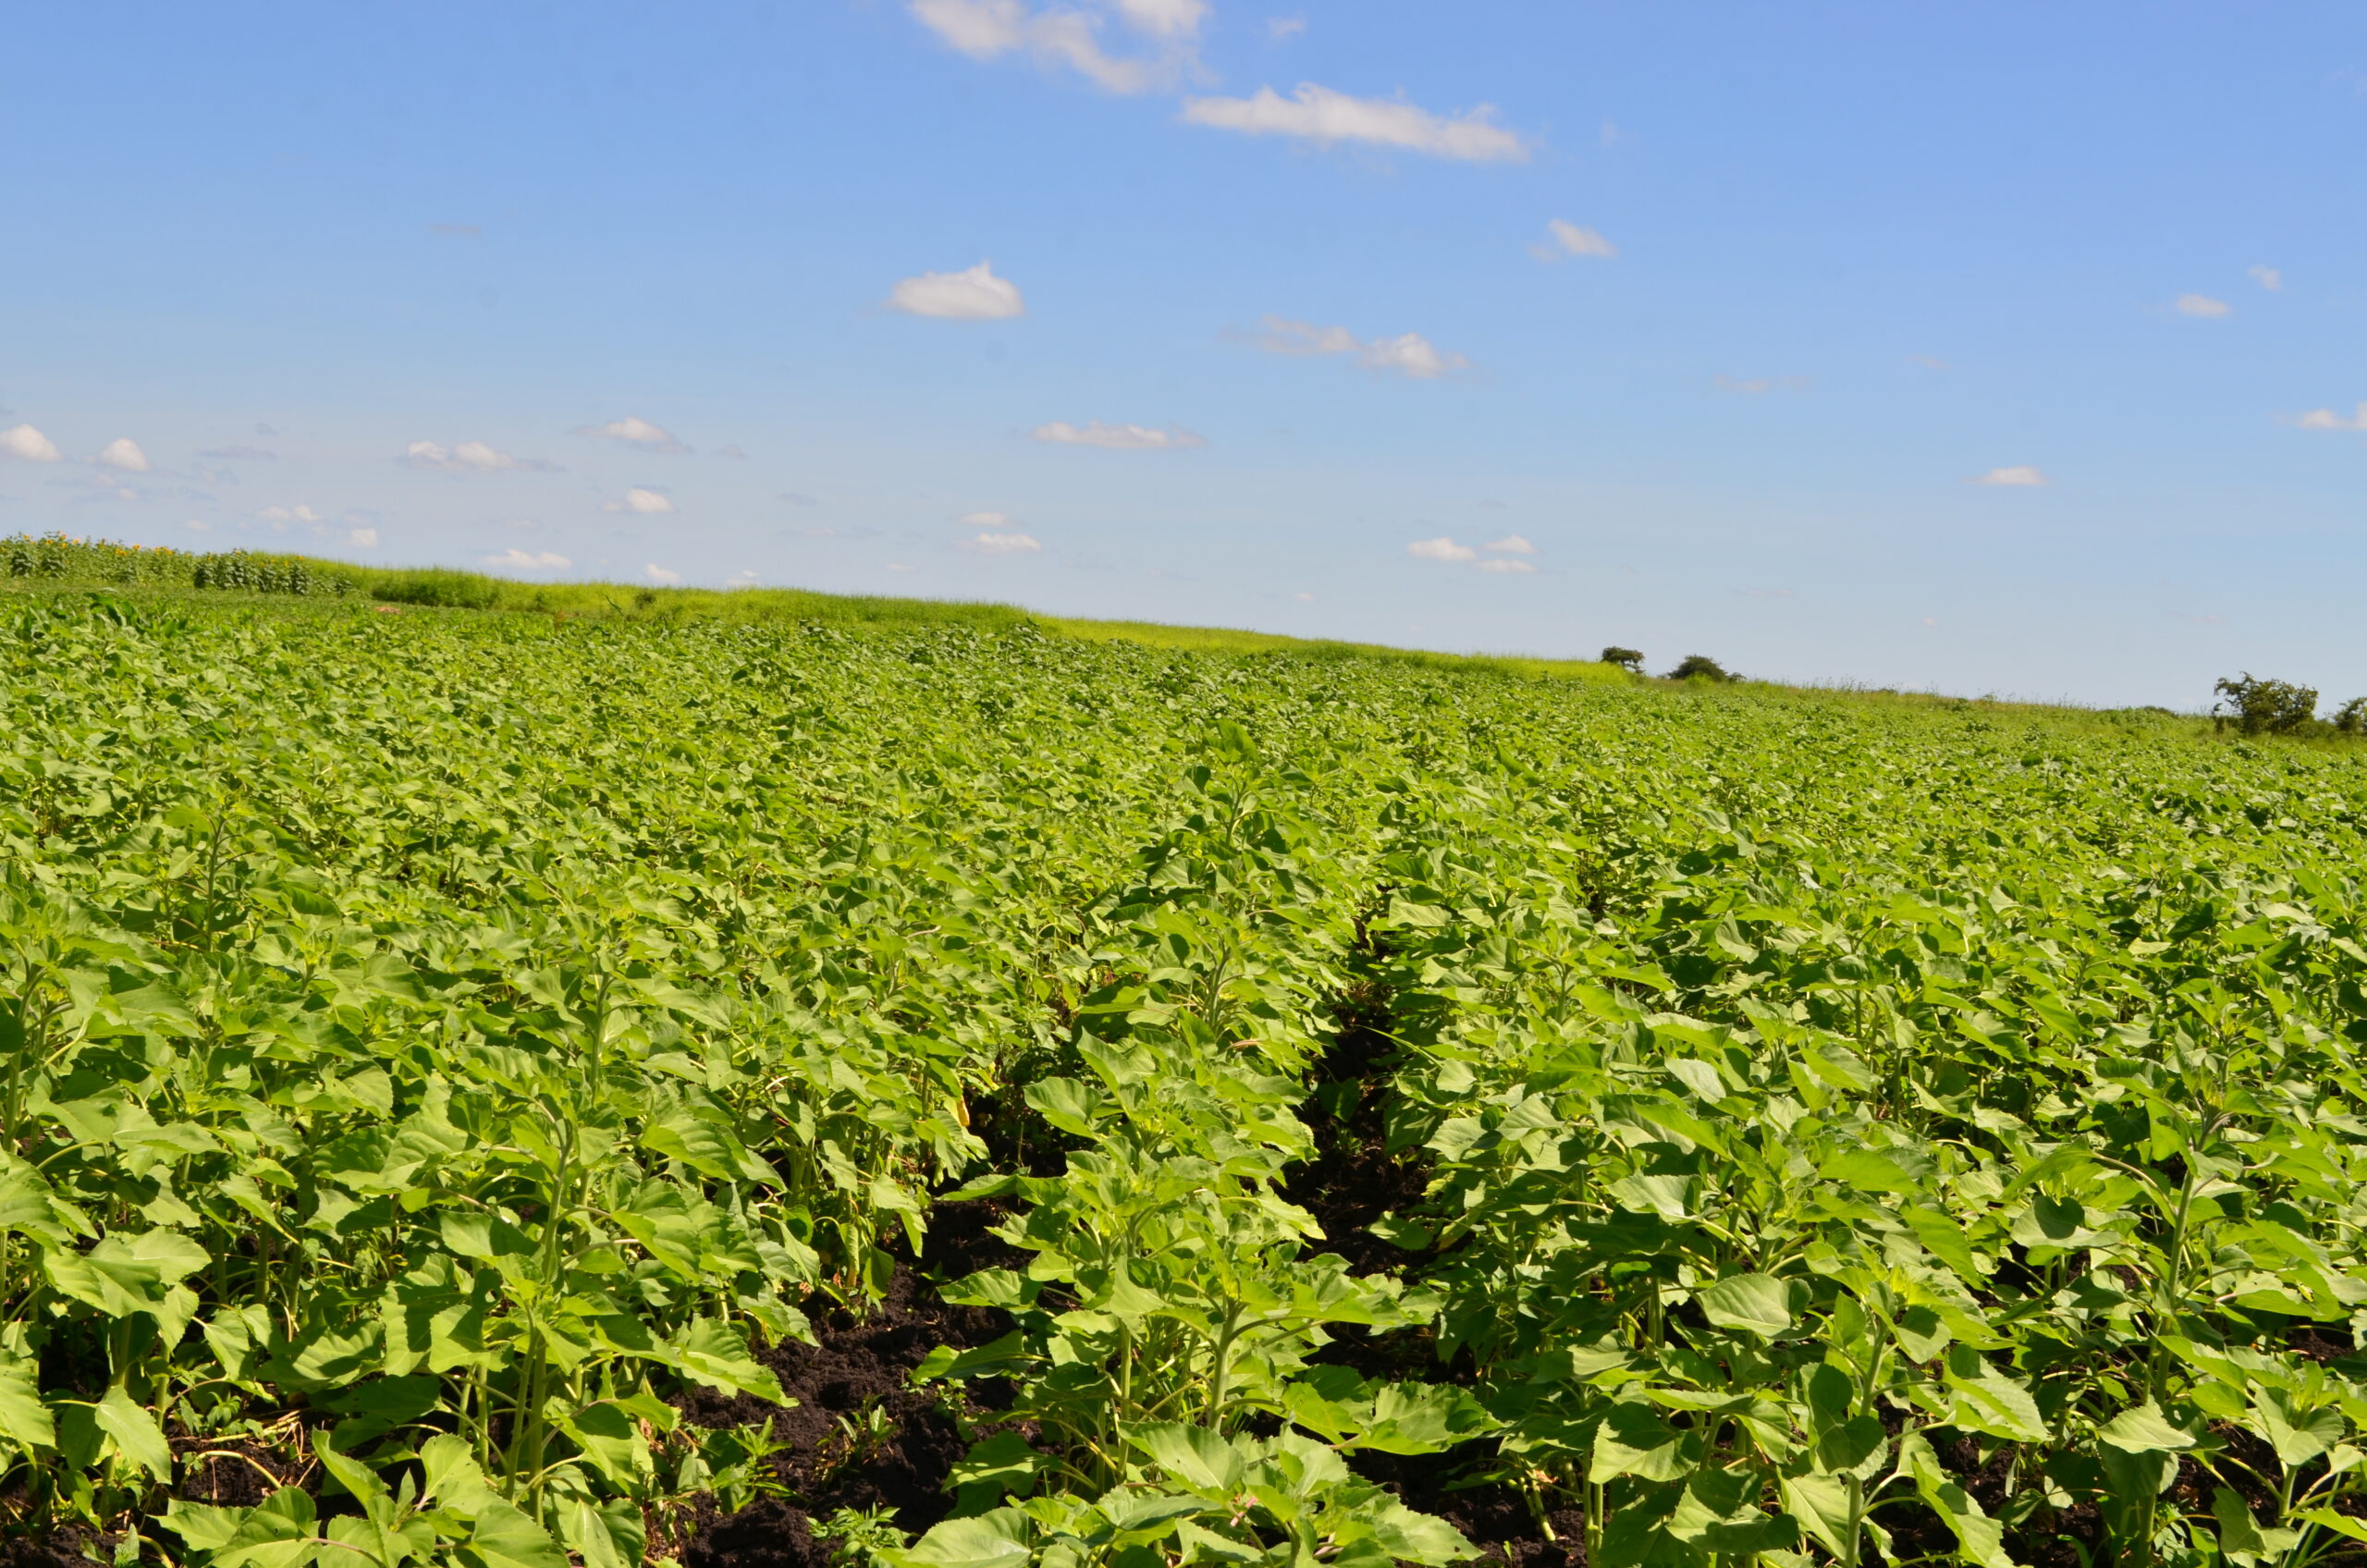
95,1384,173,1480
1696,1272,1796,1338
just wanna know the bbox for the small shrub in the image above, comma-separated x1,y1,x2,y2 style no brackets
1600,645,1645,675
1666,654,1738,683
2213,673,2317,735
373,568,502,609
2334,697,2367,735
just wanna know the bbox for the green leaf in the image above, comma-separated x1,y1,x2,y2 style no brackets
1900,1431,2017,1568
2099,1402,2197,1453
1696,1273,1797,1339
886,1508,1033,1568
95,1384,173,1481
0,1348,55,1451
1127,1422,1247,1495
1943,1349,2050,1444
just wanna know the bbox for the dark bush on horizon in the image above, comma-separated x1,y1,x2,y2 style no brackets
1667,654,1739,683
372,568,503,610
1600,645,1645,674
2214,673,2317,735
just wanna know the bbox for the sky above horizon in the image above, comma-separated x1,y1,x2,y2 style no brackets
4,2,2363,707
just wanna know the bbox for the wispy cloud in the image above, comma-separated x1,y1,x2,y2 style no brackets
345,526,379,548
2293,403,2367,432
644,563,682,585
572,416,688,453
605,487,676,514
0,424,62,462
258,504,325,524
2174,293,2230,318
908,0,1201,94
1477,557,1536,574
1253,315,1470,378
1907,354,1950,371
1265,15,1305,40
1030,420,1207,449
484,548,571,570
1181,83,1528,162
959,509,1014,527
198,444,276,461
2249,264,2283,292
1482,533,1536,554
1406,537,1476,561
400,439,558,472
1530,219,1616,261
888,260,1026,320
1968,465,2049,486
963,530,1043,553
717,443,748,459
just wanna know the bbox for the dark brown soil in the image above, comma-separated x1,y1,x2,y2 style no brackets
679,1200,1024,1568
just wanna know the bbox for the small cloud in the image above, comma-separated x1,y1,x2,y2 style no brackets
1266,15,1305,40
198,444,276,460
1530,219,1616,262
94,437,151,472
959,509,1014,527
182,519,211,533
728,568,760,587
908,0,1199,95
399,439,558,472
1919,616,1938,627
1968,465,2049,486
484,547,571,570
1029,419,1207,449
572,416,687,453
2293,402,2367,432
780,492,821,506
888,260,1026,320
1181,82,1529,163
1252,315,1468,378
605,487,676,514
1482,533,1535,554
2249,265,2283,292
2174,293,2230,318
1907,354,1950,371
0,424,63,462
1714,374,1810,395
429,222,483,238
1292,590,1314,601
1406,536,1476,561
886,562,914,571
254,423,278,437
644,563,683,584
504,518,543,531
717,443,748,459
1477,557,1536,574
963,531,1043,554
258,504,325,523
347,527,379,548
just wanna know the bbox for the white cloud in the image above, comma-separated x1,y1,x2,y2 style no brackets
1406,537,1476,561
183,519,211,533
1291,590,1314,601
964,531,1043,553
1907,354,1950,371
1482,533,1535,554
728,568,760,587
1477,557,1536,574
644,564,682,585
347,527,379,548
1254,315,1469,378
258,505,325,523
1181,83,1528,162
606,487,676,514
2294,403,2367,432
959,509,1014,526
400,439,557,472
717,443,748,459
887,562,914,572
2174,293,2230,318
2249,265,2283,292
1532,219,1616,261
908,0,1192,92
1267,16,1306,41
94,437,151,472
1968,465,2049,486
1,424,62,462
888,260,1026,319
1029,420,1207,449
484,548,571,570
572,416,687,452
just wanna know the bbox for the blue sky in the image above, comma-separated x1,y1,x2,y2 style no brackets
4,2,2362,706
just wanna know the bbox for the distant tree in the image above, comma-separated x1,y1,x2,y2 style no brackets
2213,673,2317,735
2335,697,2367,735
1600,645,1645,675
1667,655,1739,683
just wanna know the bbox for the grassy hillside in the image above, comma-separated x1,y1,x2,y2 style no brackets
6,575,2367,1565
